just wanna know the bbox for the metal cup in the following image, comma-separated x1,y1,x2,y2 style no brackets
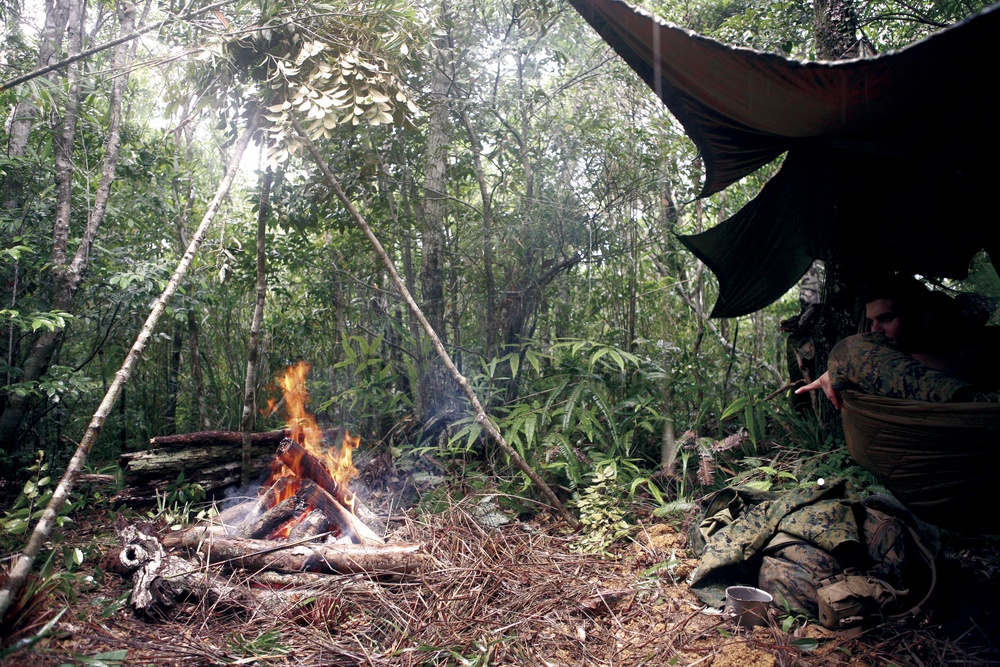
725,586,772,628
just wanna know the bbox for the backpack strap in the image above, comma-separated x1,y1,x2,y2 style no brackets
885,521,937,620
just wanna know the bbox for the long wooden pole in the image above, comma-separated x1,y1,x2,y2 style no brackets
291,119,576,527
0,113,260,620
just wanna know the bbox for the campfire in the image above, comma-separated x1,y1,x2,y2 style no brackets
209,362,383,546
113,362,424,616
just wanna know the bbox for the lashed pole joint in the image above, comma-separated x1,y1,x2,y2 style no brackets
291,118,576,528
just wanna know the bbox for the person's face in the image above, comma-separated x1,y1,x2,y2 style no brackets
866,298,908,342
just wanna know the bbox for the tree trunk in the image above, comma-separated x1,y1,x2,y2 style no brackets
420,27,450,342
787,0,864,426
165,322,182,435
416,7,455,423
241,170,272,485
814,0,860,60
459,109,498,359
0,0,83,446
188,304,211,430
2,0,72,208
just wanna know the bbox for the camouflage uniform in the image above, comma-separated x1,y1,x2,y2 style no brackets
688,479,861,611
828,332,997,402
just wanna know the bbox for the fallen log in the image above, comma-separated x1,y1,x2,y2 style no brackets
162,526,427,576
116,520,257,616
117,428,345,504
117,447,273,504
147,429,292,450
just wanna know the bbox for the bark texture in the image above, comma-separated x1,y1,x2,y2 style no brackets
162,526,427,576
241,169,272,484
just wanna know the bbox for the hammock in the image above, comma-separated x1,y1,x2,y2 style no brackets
841,391,1000,534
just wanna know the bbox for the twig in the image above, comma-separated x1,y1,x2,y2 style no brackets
0,0,237,93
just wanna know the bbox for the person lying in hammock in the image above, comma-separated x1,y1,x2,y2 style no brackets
796,275,999,408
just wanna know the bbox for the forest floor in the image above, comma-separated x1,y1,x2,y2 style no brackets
3,473,1000,666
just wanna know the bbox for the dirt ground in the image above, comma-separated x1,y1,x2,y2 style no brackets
3,487,1000,666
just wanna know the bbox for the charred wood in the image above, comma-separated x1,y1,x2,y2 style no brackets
239,495,307,540
286,509,329,541
297,479,384,546
274,438,383,534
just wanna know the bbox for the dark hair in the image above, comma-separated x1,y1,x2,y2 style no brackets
860,274,932,311
862,274,966,331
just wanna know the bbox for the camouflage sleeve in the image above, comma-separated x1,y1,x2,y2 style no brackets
828,333,974,403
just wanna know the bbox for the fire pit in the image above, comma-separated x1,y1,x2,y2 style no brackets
112,362,426,617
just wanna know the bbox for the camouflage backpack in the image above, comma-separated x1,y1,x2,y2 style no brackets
688,479,938,631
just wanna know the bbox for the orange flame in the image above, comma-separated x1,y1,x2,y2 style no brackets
266,361,361,517
279,361,321,451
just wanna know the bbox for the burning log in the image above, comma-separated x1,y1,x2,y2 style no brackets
297,479,384,546
239,495,307,540
212,477,292,534
162,526,428,576
287,509,329,541
275,438,346,505
274,437,383,534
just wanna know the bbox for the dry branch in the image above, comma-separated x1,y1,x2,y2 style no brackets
146,429,293,449
162,526,426,576
0,113,261,619
292,118,575,528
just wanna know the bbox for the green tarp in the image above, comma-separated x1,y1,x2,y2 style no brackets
569,0,1000,317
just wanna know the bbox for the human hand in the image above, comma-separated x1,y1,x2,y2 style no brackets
794,371,841,409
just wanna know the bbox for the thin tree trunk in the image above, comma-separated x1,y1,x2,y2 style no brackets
0,113,259,620
420,24,450,341
2,0,72,206
241,169,272,485
174,123,212,431
0,0,138,445
292,118,575,528
165,322,182,435
394,169,425,419
0,0,85,445
188,294,211,429
459,109,498,359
